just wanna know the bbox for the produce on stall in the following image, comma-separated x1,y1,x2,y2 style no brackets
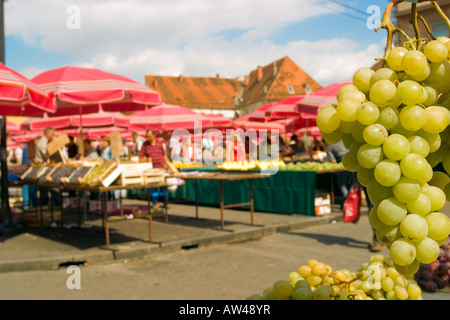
314,0,450,280
246,254,423,300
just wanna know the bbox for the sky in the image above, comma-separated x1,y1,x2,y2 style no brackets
4,0,392,88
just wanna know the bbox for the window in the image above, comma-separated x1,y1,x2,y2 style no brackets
430,20,448,38
287,85,295,94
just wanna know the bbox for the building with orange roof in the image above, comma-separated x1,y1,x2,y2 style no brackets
144,56,321,119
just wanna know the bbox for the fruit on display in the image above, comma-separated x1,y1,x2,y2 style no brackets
315,1,450,276
246,255,423,300
63,166,95,184
47,166,77,183
279,161,344,172
414,236,450,292
217,160,286,171
171,161,203,169
82,160,118,186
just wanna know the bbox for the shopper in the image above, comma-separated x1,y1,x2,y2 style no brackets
66,136,79,159
139,129,179,210
34,127,61,206
22,136,41,208
83,139,99,160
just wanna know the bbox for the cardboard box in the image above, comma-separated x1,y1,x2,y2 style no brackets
315,194,331,216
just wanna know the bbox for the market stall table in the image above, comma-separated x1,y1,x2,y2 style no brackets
24,181,170,250
172,171,270,231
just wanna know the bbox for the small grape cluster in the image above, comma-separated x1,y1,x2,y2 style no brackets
317,37,450,276
246,255,423,300
415,236,450,292
49,166,77,183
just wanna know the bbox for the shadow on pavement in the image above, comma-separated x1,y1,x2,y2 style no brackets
287,232,370,249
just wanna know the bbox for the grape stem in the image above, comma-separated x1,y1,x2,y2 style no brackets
418,13,436,40
431,1,450,30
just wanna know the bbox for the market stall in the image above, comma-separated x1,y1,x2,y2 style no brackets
172,162,345,217
18,158,169,249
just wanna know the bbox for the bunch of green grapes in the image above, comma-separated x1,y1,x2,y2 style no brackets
245,255,423,300
317,37,450,276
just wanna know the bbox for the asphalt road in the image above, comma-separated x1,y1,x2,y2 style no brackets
0,212,447,302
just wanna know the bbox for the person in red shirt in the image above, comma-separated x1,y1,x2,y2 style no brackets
139,130,179,210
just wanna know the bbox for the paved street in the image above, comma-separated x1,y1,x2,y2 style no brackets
0,211,447,301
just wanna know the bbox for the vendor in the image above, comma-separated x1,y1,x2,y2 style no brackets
139,129,179,210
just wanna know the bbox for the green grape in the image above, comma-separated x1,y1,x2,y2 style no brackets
386,267,400,279
424,40,449,63
289,271,302,284
357,144,384,169
394,285,409,300
337,84,359,101
424,212,450,241
399,153,429,180
376,222,401,246
422,106,449,134
391,122,417,138
322,130,343,144
407,283,422,300
293,279,311,291
342,152,358,172
396,80,426,106
414,237,440,264
422,185,446,212
399,214,428,243
357,164,374,187
342,133,355,149
417,163,433,184
271,280,293,300
443,149,450,176
409,64,430,82
356,101,380,125
363,123,388,146
392,177,421,203
312,285,334,300
383,134,410,161
338,90,366,104
426,60,450,93
374,159,401,187
368,203,381,229
394,259,420,277
402,50,428,76
418,130,441,153
377,107,399,131
369,79,398,108
399,105,426,132
339,120,355,134
437,36,450,57
353,67,375,93
387,47,408,71
367,177,394,204
246,293,263,300
389,238,416,267
336,99,361,122
370,67,399,87
428,170,450,190
386,290,397,300
381,276,395,292
406,193,432,217
407,135,430,158
422,84,439,106
377,197,407,226
351,121,366,144
316,104,341,134
291,287,313,300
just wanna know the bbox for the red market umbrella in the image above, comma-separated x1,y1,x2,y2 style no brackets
265,96,306,120
200,113,236,130
31,66,161,117
247,102,277,122
129,104,213,133
23,111,129,131
296,80,353,115
0,63,56,232
233,117,286,133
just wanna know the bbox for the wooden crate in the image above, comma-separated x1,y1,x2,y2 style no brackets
120,169,145,186
143,169,165,185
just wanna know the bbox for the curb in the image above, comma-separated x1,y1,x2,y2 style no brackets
0,212,343,273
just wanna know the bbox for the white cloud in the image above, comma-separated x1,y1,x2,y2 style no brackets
6,0,385,86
